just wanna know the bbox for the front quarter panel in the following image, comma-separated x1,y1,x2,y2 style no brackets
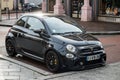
6,27,17,41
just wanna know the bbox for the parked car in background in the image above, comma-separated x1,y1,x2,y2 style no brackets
23,3,40,12
5,14,106,72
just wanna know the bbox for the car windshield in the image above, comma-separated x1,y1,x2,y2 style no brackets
44,16,83,35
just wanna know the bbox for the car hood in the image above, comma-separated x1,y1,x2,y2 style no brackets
52,33,100,46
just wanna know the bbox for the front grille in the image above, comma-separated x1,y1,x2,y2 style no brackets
81,48,91,53
93,46,102,51
78,46,102,54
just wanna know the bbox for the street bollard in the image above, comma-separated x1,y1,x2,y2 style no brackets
5,7,10,20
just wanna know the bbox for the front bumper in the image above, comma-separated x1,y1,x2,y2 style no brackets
63,53,106,70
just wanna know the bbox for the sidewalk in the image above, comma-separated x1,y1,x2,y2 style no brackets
75,19,120,35
0,57,44,80
0,19,16,27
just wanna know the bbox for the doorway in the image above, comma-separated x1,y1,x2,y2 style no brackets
48,0,55,11
71,0,84,18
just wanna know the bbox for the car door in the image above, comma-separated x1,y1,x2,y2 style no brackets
21,16,47,59
14,16,28,52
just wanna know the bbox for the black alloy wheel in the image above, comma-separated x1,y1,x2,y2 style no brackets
45,51,61,72
6,39,17,57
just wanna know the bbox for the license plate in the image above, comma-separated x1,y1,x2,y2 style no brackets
86,54,100,61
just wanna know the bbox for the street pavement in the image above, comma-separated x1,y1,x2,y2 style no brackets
0,11,120,80
99,35,120,63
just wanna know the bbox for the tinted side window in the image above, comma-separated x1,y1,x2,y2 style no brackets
15,17,27,27
26,17,45,30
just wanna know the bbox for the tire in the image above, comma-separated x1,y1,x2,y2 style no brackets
6,39,17,57
45,51,61,72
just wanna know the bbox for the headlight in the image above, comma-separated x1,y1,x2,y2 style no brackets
97,42,104,48
66,44,76,53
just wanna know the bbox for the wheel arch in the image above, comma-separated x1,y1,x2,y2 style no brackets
5,36,17,53
5,37,17,57
6,31,15,41
5,36,16,45
44,49,59,60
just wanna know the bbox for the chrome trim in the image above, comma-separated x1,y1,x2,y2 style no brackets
22,50,44,60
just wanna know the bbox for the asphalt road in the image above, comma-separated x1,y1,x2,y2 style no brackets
0,26,120,72
98,35,120,63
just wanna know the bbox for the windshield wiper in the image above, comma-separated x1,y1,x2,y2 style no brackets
52,32,82,35
63,32,82,35
52,33,63,35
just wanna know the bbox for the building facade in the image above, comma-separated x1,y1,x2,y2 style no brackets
42,0,120,23
1,0,14,10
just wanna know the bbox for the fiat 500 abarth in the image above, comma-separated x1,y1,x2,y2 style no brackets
5,14,106,72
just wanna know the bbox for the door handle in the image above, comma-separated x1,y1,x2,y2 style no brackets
21,33,25,37
17,33,24,37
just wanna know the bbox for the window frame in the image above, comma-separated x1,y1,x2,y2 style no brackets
25,16,46,31
15,16,28,27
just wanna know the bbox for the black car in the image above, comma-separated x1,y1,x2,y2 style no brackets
5,14,106,72
23,3,40,12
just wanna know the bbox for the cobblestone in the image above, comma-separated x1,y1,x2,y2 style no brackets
0,72,9,76
0,66,8,69
0,76,20,80
0,68,21,72
0,60,13,66
0,58,44,80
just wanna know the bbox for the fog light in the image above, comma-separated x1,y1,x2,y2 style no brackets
102,58,105,63
101,58,106,66
80,62,83,66
66,53,74,59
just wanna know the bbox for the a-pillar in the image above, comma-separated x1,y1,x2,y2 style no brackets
54,0,65,15
81,0,92,21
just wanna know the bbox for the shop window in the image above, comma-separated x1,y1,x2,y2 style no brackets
71,0,93,18
99,0,120,16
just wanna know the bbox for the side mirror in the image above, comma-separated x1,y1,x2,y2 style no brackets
34,29,45,34
34,29,41,34
34,29,50,38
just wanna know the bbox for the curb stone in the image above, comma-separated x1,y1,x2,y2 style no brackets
0,24,12,27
